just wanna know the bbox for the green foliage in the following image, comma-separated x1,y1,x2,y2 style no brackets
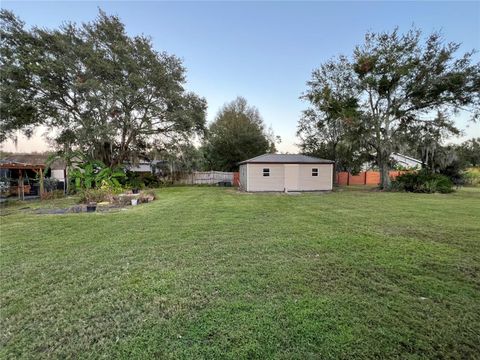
69,161,126,190
391,163,419,171
77,188,111,204
155,143,206,179
203,97,278,171
0,10,206,166
125,171,162,189
464,167,480,187
298,56,367,172
401,112,460,173
77,180,124,203
303,27,480,189
96,167,126,188
125,172,145,189
456,138,480,167
391,171,454,193
43,177,59,192
139,173,160,188
403,137,480,187
0,11,42,142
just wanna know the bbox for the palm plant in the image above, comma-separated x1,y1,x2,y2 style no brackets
69,160,125,190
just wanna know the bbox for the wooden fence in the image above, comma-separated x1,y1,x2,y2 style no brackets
336,170,409,186
177,171,240,186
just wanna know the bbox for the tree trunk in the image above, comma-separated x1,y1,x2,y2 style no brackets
65,166,69,195
39,168,44,196
378,157,391,189
332,142,338,185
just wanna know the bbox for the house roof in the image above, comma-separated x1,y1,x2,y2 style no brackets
0,153,66,169
238,153,334,165
391,153,422,164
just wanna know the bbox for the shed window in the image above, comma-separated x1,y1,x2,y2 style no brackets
263,168,270,177
312,168,318,176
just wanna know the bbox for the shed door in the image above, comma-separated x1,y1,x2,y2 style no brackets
284,164,299,191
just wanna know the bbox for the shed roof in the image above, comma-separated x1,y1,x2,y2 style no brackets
238,153,334,165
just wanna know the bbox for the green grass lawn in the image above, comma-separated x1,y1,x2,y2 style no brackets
1,187,479,359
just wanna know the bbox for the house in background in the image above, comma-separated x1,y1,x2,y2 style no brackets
362,152,422,171
124,159,167,176
390,153,422,169
124,161,153,174
238,154,334,192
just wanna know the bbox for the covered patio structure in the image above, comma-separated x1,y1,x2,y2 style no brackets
0,160,45,200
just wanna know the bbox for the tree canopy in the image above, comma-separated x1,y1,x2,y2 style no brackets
301,28,480,188
297,57,368,173
0,10,206,167
202,97,278,171
456,138,480,167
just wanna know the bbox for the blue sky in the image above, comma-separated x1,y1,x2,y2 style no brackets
1,1,479,153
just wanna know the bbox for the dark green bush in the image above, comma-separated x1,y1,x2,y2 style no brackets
390,171,454,193
43,177,59,192
139,172,160,188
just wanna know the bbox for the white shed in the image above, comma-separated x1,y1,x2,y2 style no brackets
238,154,334,192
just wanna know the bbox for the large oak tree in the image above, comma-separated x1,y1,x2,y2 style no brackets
0,10,206,167
302,28,480,188
298,56,368,173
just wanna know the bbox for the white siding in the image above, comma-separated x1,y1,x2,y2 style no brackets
243,163,333,192
297,164,332,191
239,164,247,191
247,163,285,192
51,169,65,181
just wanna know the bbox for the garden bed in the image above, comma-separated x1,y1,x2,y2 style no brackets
0,189,157,216
33,203,125,215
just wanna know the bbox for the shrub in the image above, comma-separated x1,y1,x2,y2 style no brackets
99,180,123,194
139,190,156,203
140,173,160,188
391,171,454,194
41,190,65,200
126,172,145,189
439,162,466,186
78,188,110,203
464,168,480,187
70,161,126,190
43,177,59,192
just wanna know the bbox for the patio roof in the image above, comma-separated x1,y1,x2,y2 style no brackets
0,161,46,170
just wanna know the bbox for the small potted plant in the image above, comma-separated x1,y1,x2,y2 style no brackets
86,202,97,212
129,176,142,194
